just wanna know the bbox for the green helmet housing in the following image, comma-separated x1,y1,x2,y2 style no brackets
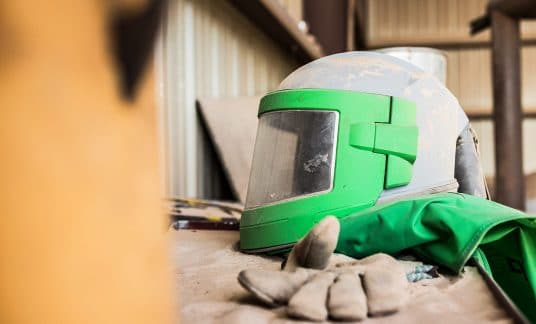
240,52,469,253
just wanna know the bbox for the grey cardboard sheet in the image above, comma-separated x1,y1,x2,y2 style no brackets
197,96,260,203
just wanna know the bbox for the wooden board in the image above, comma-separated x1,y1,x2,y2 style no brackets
197,96,261,203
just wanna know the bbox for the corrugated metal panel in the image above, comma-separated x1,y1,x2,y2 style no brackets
471,120,536,176
364,0,536,116
445,47,536,115
446,47,536,176
443,48,492,115
367,0,488,46
157,0,298,199
364,0,536,180
367,0,536,46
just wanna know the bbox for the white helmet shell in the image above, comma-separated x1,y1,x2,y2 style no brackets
278,51,469,202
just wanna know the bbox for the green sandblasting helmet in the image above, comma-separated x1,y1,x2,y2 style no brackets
240,52,470,253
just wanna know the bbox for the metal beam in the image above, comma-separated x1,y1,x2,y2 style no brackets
467,112,536,120
368,37,536,50
226,0,324,63
354,0,368,50
346,0,356,51
472,0,536,34
303,0,350,55
490,10,526,209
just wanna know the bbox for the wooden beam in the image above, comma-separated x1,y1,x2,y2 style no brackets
226,0,324,63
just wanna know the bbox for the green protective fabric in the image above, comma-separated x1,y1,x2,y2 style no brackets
336,192,536,322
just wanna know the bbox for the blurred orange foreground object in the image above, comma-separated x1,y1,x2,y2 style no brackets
0,1,175,323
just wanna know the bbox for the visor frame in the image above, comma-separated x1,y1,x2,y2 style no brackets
241,88,416,252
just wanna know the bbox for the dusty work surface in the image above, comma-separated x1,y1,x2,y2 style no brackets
170,229,513,324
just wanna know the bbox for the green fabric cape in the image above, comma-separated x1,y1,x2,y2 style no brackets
336,193,536,321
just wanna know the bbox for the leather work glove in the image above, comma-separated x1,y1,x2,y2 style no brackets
238,217,409,322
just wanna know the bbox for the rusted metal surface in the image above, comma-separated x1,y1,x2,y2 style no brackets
226,0,324,62
303,0,350,55
491,10,526,209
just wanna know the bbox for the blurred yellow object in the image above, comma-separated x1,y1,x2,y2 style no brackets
0,1,174,323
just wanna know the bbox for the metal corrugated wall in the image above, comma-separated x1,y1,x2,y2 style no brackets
366,0,536,179
470,120,536,177
157,0,299,199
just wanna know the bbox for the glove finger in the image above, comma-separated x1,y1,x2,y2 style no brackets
287,271,337,321
363,266,408,316
237,268,312,306
284,216,340,272
328,272,367,321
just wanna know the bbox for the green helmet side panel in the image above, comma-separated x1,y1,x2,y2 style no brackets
240,89,418,252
